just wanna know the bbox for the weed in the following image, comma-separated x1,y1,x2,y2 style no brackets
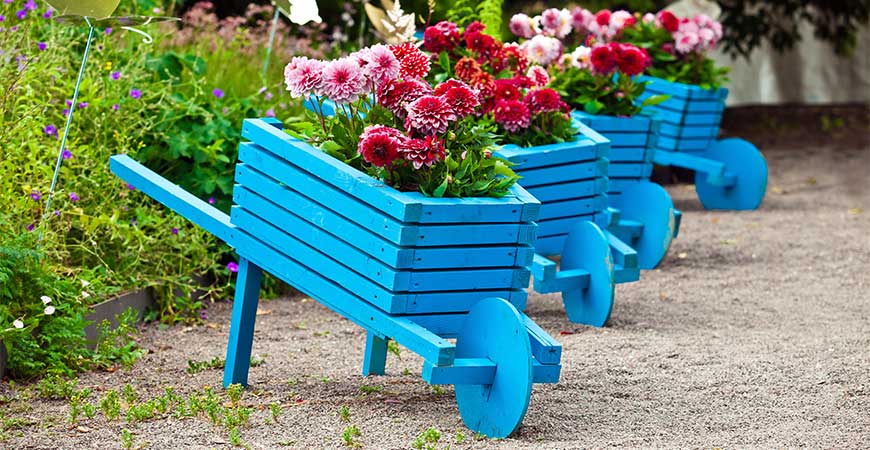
431,385,446,395
339,405,350,422
36,376,79,400
320,376,332,383
313,330,331,337
269,403,282,423
403,368,412,376
100,390,121,421
229,426,244,447
120,429,135,449
387,340,401,358
186,356,225,374
359,385,383,394
412,427,441,450
342,424,362,448
250,355,266,367
123,384,138,405
455,430,465,444
226,383,244,406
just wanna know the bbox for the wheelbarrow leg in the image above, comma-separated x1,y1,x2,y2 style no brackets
223,257,263,388
362,332,388,376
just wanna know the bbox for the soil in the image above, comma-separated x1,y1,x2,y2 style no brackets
3,124,869,449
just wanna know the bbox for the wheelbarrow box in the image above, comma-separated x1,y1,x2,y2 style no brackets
495,124,610,256
234,119,540,315
638,76,728,153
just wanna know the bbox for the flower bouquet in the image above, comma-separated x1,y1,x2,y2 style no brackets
284,41,519,198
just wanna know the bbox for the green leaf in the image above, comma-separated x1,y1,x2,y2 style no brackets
640,94,670,108
433,177,449,198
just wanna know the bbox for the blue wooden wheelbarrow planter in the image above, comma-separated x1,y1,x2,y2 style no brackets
573,111,677,269
109,118,562,438
496,123,641,327
638,76,769,210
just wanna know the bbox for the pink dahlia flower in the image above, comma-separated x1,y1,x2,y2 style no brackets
356,44,400,88
494,100,531,132
400,136,445,169
525,88,564,114
284,56,324,98
527,66,550,88
540,8,572,38
378,78,433,119
358,129,401,167
321,57,367,104
437,80,480,117
405,95,456,136
509,13,538,39
522,35,563,67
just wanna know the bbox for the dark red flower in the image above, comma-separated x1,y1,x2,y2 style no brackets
400,136,446,169
378,78,433,119
590,45,617,74
438,80,480,116
511,75,534,89
657,11,680,33
465,21,486,34
494,78,522,102
434,78,468,96
616,44,649,76
494,100,531,132
595,10,611,26
455,57,482,82
465,31,497,56
358,130,401,167
423,21,461,53
525,88,563,113
404,95,456,136
389,42,418,60
468,71,495,100
491,43,529,73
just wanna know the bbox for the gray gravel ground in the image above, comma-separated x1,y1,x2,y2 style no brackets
4,144,869,449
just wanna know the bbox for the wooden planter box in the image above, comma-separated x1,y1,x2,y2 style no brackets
572,111,659,195
495,125,610,256
638,76,728,153
235,120,539,314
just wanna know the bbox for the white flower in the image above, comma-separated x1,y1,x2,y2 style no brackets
44,306,56,315
288,0,322,25
41,295,52,304
12,319,23,329
81,291,91,299
381,0,416,44
80,279,91,287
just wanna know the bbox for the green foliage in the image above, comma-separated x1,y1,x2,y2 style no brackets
551,69,668,116
412,427,441,450
100,389,122,421
446,0,504,37
91,308,148,370
341,424,362,448
339,405,350,422
120,428,135,450
622,22,730,89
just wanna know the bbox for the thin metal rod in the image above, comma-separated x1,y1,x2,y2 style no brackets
42,20,95,233
262,7,281,79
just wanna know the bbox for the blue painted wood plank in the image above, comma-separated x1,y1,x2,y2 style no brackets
235,150,537,247
109,155,235,243
533,234,569,256
538,195,607,221
423,358,497,385
573,111,653,132
533,267,590,295
537,214,599,237
362,332,388,376
653,150,727,181
241,119,532,225
497,137,606,169
607,147,648,162
532,360,561,383
649,108,722,127
639,75,728,100
514,158,609,187
405,289,528,314
605,230,638,270
658,123,719,139
522,315,562,365
608,162,654,178
223,258,263,387
410,245,536,270
525,178,608,203
656,135,711,151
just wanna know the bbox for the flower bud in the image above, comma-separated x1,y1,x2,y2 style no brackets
484,149,492,158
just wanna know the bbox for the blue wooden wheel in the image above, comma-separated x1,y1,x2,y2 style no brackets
455,297,532,438
559,221,615,327
695,138,769,210
611,182,675,270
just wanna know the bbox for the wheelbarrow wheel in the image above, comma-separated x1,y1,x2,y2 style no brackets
455,297,532,439
610,181,676,270
695,138,768,210
559,221,615,327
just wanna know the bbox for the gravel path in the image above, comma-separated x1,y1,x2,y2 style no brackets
4,144,869,449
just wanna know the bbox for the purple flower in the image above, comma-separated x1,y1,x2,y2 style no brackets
77,102,88,109
112,104,119,111
16,9,26,20
43,9,52,19
37,42,46,51
126,183,135,190
30,190,41,201
0,15,5,22
44,124,58,137
130,89,142,100
227,262,239,273
207,197,216,205
53,210,60,217
171,227,179,235
62,149,72,160
24,0,37,11
66,99,73,106
264,92,273,101
62,108,70,117
26,223,35,232
10,25,18,32
212,88,224,99
265,108,276,117
131,218,137,226
198,309,208,320
68,192,79,202
111,71,121,80
104,28,112,35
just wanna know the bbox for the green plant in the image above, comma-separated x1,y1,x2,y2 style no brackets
446,0,504,36
269,402,282,422
92,308,148,370
455,429,465,444
100,390,122,421
387,340,401,358
36,376,80,400
186,356,226,374
412,426,441,450
342,424,362,448
339,405,350,422
120,429,135,450
123,384,139,406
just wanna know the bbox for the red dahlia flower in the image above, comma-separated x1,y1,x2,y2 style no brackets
401,136,446,169
465,21,486,34
494,100,531,132
616,44,650,76
590,45,617,75
595,10,611,26
491,43,529,74
358,129,401,167
405,95,457,136
438,80,480,116
455,57,483,82
494,79,523,102
423,21,461,53
524,88,564,113
378,78,433,119
389,42,431,79
657,11,680,33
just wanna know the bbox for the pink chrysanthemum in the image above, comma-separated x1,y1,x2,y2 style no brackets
438,81,480,117
378,78,433,119
360,124,404,141
401,136,446,169
522,35,563,67
494,100,531,132
527,66,550,87
358,130,401,167
525,88,563,113
356,44,400,88
284,56,324,98
509,13,537,39
321,57,367,104
404,95,456,136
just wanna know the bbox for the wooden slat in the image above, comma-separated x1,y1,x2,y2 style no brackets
514,158,609,187
538,194,607,221
608,162,653,178
525,177,608,203
573,111,653,132
497,137,606,169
